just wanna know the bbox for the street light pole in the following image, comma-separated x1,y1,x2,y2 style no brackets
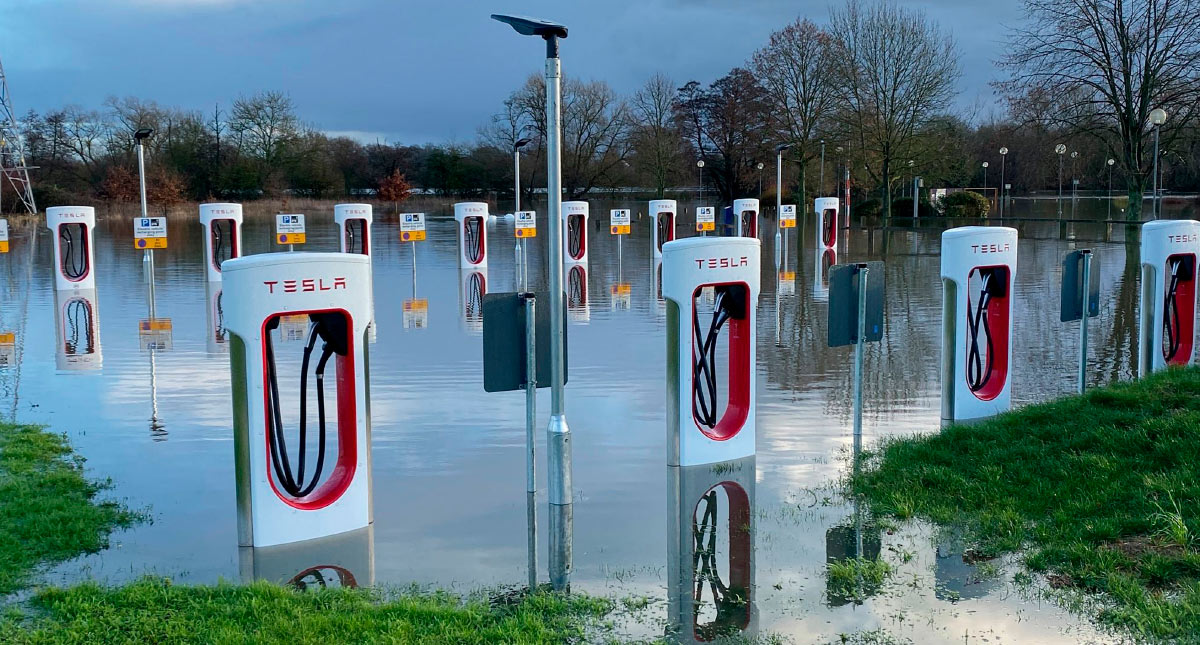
819,139,825,196
1071,151,1079,202
697,159,704,204
513,137,531,290
135,127,155,316
999,147,1008,218
492,13,572,592
1150,108,1168,220
757,162,764,201
1107,158,1115,220
776,143,790,269
1055,144,1066,218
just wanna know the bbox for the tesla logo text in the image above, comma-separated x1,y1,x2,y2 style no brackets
971,243,1011,253
695,257,749,269
211,209,235,215
263,278,347,293
1168,234,1198,243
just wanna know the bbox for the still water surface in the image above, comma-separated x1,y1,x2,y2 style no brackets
0,198,1188,643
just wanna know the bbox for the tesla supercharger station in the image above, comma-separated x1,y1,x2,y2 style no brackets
223,253,373,548
46,206,97,291
454,202,489,268
940,226,1017,424
54,288,102,372
334,204,373,256
733,199,759,239
663,237,760,466
1139,219,1200,376
815,197,839,250
562,201,589,265
667,456,757,643
651,199,677,258
199,203,244,283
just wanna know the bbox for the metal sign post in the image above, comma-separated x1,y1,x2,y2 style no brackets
828,262,884,452
1061,249,1100,393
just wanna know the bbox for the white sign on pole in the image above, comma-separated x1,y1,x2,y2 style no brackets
779,204,797,229
134,216,168,249
275,214,306,245
515,211,536,238
0,218,8,253
610,209,631,235
696,206,715,232
400,212,426,242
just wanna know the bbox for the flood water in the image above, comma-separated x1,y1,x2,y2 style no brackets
0,197,1193,643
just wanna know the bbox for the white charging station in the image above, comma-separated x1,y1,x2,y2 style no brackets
668,457,757,643
562,201,589,265
651,199,677,258
223,253,373,548
733,199,759,239
54,288,102,372
459,268,488,334
334,204,373,256
199,203,244,282
663,237,760,466
454,202,489,268
815,197,839,250
46,206,97,291
941,226,1017,424
1139,219,1200,376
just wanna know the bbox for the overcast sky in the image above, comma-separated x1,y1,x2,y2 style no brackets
0,0,1023,145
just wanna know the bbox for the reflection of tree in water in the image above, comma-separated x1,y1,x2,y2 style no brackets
289,566,358,591
691,487,750,642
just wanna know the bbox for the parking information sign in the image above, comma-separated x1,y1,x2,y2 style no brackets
275,214,306,245
133,216,168,249
610,209,631,235
400,213,426,242
696,206,715,232
515,211,536,238
780,204,797,228
0,219,8,253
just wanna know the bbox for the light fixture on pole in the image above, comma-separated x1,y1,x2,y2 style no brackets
999,147,1008,217
1055,144,1067,218
1150,108,1168,219
697,159,705,203
492,12,572,592
1107,157,1115,219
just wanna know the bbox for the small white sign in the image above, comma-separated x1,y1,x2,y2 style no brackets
779,204,797,229
0,218,8,253
276,214,306,234
515,211,536,238
134,216,167,239
400,213,426,242
610,209,631,226
696,206,715,232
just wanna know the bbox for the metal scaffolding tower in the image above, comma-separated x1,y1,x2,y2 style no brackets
0,56,36,215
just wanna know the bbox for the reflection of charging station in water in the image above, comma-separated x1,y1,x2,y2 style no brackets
562,201,589,264
334,204,373,256
664,237,760,466
54,288,102,372
454,202,489,268
733,199,759,239
941,226,1017,424
199,203,243,282
567,264,589,323
1139,219,1200,376
206,283,228,354
667,456,756,643
651,199,677,258
223,253,373,547
815,197,839,250
812,248,837,303
460,269,488,334
47,206,96,291
240,525,374,590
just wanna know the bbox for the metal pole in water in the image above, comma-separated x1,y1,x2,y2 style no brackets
1078,251,1091,394
137,139,156,317
852,264,868,456
524,294,538,588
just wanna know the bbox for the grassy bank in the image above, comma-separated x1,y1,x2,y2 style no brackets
0,422,617,643
0,422,143,595
850,368,1200,641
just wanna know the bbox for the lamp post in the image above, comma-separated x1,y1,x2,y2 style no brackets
513,137,531,289
135,127,155,314
1150,108,1168,219
697,159,705,204
1070,151,1079,202
999,147,1008,217
1055,144,1066,218
775,143,791,269
907,159,914,198
819,139,826,196
757,161,764,200
982,161,990,216
492,13,572,592
1107,158,1115,219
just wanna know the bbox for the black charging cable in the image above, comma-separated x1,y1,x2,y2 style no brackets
966,272,996,392
346,222,358,254
692,288,745,428
212,220,232,269
464,217,482,263
264,314,348,498
60,225,87,279
1163,257,1189,361
823,211,835,246
657,213,672,251
741,212,755,237
568,215,583,259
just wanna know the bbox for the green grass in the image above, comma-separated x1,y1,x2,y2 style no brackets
0,422,144,595
0,578,614,644
826,557,893,604
850,367,1200,641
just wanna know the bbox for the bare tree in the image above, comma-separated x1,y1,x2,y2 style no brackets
229,91,300,190
675,69,773,202
752,18,835,209
829,0,960,220
999,0,1200,221
630,73,685,197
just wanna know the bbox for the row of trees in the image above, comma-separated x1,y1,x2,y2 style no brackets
10,0,1200,222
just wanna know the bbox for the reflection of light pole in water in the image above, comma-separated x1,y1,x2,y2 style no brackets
149,346,164,439
492,12,572,593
